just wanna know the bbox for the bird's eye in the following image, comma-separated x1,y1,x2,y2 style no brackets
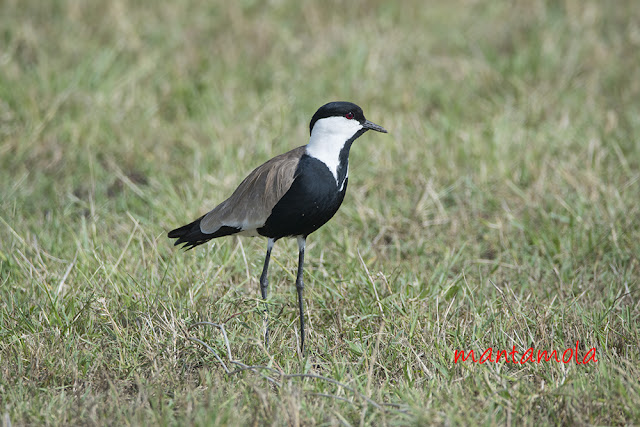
345,112,354,120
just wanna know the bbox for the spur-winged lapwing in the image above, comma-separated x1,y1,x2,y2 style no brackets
168,101,387,353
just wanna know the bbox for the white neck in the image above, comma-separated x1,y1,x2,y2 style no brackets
305,116,363,183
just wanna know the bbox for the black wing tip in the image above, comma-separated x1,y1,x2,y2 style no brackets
167,215,209,250
168,217,242,251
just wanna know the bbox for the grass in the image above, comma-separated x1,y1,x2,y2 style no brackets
1,0,639,424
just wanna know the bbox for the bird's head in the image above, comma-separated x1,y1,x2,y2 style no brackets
308,101,387,140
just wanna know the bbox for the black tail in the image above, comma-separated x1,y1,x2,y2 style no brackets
168,215,241,250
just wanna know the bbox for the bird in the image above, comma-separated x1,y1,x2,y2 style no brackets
168,101,387,353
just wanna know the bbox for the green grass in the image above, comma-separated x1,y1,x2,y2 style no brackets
1,0,639,424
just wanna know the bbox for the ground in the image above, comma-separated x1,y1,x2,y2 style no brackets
1,0,639,425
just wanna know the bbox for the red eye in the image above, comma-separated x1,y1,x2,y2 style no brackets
345,112,354,120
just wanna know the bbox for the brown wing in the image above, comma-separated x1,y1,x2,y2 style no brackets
200,145,305,234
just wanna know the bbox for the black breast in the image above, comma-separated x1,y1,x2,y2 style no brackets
258,155,348,239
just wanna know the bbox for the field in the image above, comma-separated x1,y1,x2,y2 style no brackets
1,0,639,425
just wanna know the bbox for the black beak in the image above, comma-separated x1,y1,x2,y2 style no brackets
363,120,388,133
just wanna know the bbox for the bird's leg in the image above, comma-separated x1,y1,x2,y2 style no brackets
295,236,306,354
260,238,275,347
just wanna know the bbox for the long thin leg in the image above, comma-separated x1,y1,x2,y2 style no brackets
295,236,306,354
260,238,275,347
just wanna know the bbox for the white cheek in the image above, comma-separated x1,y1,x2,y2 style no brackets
306,117,362,182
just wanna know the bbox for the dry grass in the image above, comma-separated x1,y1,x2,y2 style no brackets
1,0,639,425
